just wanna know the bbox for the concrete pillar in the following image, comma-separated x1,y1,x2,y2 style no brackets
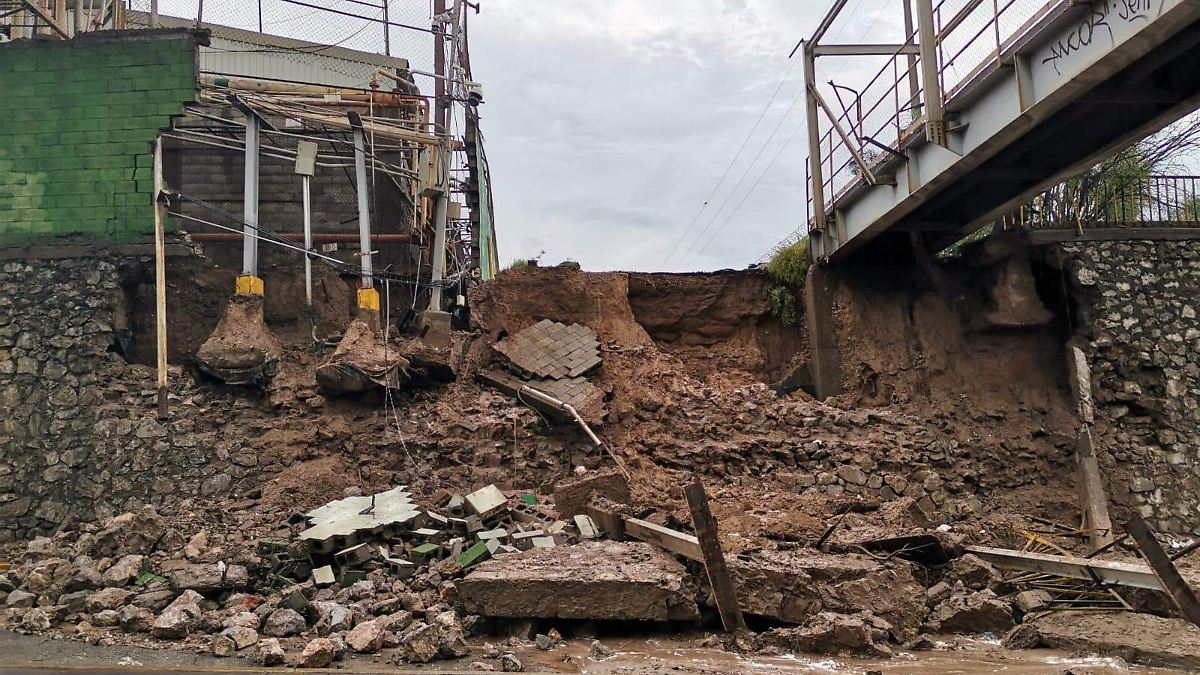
804,264,843,400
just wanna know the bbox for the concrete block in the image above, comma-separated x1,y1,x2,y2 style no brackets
466,485,509,520
574,515,599,540
457,541,491,569
311,566,335,588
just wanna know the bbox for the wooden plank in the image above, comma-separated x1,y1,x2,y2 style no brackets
1126,515,1200,627
624,518,703,562
684,480,746,631
584,505,625,541
1075,427,1114,550
21,0,71,38
966,545,1165,591
153,135,169,419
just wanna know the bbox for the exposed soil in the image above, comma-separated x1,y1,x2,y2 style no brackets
3,261,1190,671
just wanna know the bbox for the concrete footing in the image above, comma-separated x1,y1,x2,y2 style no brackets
421,309,452,349
804,265,842,400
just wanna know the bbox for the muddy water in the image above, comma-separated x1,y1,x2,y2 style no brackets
513,637,1184,674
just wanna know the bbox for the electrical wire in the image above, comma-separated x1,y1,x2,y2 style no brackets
675,87,804,267
662,54,801,267
680,122,804,267
167,191,453,288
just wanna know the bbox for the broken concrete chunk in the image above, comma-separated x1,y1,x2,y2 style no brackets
397,620,440,663
466,485,508,519
196,295,283,386
315,318,408,395
1033,610,1200,671
574,514,599,539
312,565,336,588
151,590,204,640
258,637,286,666
457,541,491,568
101,554,145,587
299,637,336,668
164,561,250,593
262,607,308,637
553,469,630,518
457,541,699,621
300,486,421,554
346,618,387,653
931,589,1014,634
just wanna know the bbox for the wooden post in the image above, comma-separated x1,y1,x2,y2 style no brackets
153,136,169,419
1126,514,1200,627
684,479,746,632
1076,427,1114,550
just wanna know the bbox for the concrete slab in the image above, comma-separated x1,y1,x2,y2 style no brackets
299,486,422,553
465,485,508,519
457,541,700,622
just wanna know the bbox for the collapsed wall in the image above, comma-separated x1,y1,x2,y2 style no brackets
1060,240,1200,534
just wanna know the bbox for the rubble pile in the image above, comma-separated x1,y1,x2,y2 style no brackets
4,266,1199,670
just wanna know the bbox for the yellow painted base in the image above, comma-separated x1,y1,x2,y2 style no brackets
235,275,264,296
357,287,380,312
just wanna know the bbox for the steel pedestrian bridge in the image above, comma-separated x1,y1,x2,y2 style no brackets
796,0,1200,263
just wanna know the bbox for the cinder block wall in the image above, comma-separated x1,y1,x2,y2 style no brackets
0,31,197,244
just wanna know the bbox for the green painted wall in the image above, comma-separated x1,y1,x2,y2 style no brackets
0,32,197,244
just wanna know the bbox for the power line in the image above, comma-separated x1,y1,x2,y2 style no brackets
662,56,801,266
674,86,804,268
679,122,804,268
665,0,878,269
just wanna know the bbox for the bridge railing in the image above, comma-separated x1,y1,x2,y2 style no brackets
814,0,1059,216
998,175,1200,231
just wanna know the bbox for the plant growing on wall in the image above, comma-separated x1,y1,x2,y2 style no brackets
762,237,810,326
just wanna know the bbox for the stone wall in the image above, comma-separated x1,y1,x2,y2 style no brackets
1062,239,1200,535
0,31,197,244
0,257,264,543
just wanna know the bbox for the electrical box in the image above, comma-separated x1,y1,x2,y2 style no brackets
294,141,317,177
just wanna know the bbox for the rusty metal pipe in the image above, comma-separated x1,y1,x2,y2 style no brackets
189,232,412,244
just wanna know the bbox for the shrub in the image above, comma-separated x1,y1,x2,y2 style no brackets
762,237,810,326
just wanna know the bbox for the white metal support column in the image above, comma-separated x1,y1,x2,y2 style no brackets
914,0,945,146
350,115,380,318
238,111,261,294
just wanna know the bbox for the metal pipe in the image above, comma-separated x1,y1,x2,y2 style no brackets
516,384,632,481
902,0,921,113
242,112,260,279
150,0,158,27
428,181,448,311
352,125,373,289
189,232,413,243
302,175,312,308
73,0,82,34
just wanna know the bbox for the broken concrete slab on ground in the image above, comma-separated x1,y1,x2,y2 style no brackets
456,541,700,622
195,295,282,386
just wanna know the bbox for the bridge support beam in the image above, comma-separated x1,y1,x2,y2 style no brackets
804,264,842,400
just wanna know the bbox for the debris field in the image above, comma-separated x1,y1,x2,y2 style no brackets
3,266,1200,672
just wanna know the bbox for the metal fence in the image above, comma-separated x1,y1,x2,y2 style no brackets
998,175,1200,230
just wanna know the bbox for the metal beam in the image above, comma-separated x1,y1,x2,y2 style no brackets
809,0,851,45
914,0,945,146
814,43,919,56
351,125,373,291
803,45,827,237
966,545,1166,591
811,84,877,184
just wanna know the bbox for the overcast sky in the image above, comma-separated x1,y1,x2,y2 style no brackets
155,0,904,272
467,0,901,272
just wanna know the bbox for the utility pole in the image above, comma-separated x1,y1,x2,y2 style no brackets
150,0,158,28
237,111,263,297
433,0,448,133
152,136,169,418
382,0,391,56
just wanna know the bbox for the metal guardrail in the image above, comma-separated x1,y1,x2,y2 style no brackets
998,175,1200,231
762,174,1200,264
808,0,1059,226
